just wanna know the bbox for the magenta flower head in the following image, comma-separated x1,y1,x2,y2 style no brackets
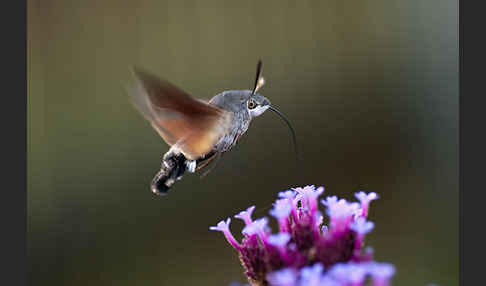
211,185,396,286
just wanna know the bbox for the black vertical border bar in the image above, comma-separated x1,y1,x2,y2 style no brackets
459,0,463,285
460,0,486,285
0,0,27,285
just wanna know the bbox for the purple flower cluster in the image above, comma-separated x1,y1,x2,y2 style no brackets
210,185,395,286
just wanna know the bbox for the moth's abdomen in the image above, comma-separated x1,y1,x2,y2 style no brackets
150,152,187,195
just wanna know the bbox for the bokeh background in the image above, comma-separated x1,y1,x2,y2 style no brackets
28,0,458,285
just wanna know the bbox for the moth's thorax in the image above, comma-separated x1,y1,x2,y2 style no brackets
209,90,252,112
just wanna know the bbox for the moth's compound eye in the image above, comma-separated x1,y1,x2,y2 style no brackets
248,100,257,109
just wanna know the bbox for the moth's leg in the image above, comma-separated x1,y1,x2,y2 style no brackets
199,152,222,178
195,151,217,172
185,160,197,173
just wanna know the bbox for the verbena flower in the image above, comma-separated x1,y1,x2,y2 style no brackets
211,185,395,286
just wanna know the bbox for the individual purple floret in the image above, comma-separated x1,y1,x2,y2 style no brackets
328,262,368,285
209,218,241,250
267,268,297,286
270,199,293,233
299,263,325,286
367,262,396,286
278,190,296,199
294,185,324,215
228,282,250,286
242,217,270,242
235,206,256,226
268,233,291,248
355,191,378,218
350,217,374,254
322,196,360,233
210,185,394,286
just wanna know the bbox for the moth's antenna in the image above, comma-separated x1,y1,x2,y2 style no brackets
251,60,264,96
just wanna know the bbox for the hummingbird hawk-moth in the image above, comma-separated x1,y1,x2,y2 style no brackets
129,61,297,195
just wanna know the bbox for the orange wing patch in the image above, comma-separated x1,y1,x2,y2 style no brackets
129,67,231,160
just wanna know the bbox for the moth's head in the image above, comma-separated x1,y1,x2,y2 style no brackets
247,92,270,118
211,90,270,118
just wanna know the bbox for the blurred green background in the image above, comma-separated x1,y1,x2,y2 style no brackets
28,0,458,285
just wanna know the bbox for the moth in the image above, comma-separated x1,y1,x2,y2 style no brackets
129,61,297,195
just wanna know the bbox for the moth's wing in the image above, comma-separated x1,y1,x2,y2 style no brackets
129,67,231,160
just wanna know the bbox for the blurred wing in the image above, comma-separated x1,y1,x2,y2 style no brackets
129,67,231,160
